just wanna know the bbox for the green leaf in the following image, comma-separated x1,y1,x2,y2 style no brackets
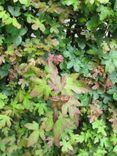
102,51,117,73
62,97,80,124
44,112,54,132
13,36,22,46
0,36,4,45
32,20,45,32
60,139,73,152
8,6,21,17
27,130,40,147
86,16,98,30
0,93,7,109
35,102,47,116
87,47,98,55
113,145,117,153
0,64,11,79
92,119,106,136
73,61,80,72
98,0,109,4
12,18,21,29
114,0,117,11
19,27,28,36
63,0,80,10
30,78,51,99
23,95,34,110
78,41,86,50
19,0,30,6
0,115,11,129
25,121,39,130
67,61,74,69
0,93,7,100
53,115,74,147
64,73,90,95
113,93,117,101
97,6,114,21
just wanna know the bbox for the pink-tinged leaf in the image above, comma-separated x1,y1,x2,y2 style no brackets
92,83,100,90
88,103,103,123
109,118,117,130
109,107,117,131
106,79,113,89
62,97,80,125
48,62,89,95
48,62,64,93
47,137,54,148
48,54,63,65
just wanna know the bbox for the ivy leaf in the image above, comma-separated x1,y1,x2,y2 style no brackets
86,16,99,30
25,121,39,130
48,62,65,93
23,95,34,110
53,115,74,147
41,112,54,132
0,99,5,109
102,51,117,73
13,0,18,2
62,0,80,10
45,112,54,131
19,27,28,36
60,139,73,152
73,61,81,72
13,36,22,46
113,93,117,101
98,0,109,4
5,25,24,46
8,6,21,17
78,41,86,50
32,20,45,32
109,72,117,84
63,74,90,95
97,6,114,21
67,61,74,69
0,93,7,109
62,97,80,125
27,130,40,147
0,36,4,45
77,149,89,156
35,102,47,116
30,78,51,99
92,119,106,136
76,132,86,143
87,47,98,55
88,103,103,123
19,0,30,6
12,17,21,29
0,115,11,129
113,145,117,153
0,64,11,79
114,0,117,11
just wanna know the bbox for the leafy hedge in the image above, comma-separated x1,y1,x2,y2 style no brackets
0,0,117,156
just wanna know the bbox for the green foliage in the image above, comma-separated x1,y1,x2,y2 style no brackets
0,0,117,155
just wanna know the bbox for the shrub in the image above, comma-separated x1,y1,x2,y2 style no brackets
0,0,117,156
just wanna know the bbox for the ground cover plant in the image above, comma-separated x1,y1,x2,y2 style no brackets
0,0,117,155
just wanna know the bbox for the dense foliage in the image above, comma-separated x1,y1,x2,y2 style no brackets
0,0,117,155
